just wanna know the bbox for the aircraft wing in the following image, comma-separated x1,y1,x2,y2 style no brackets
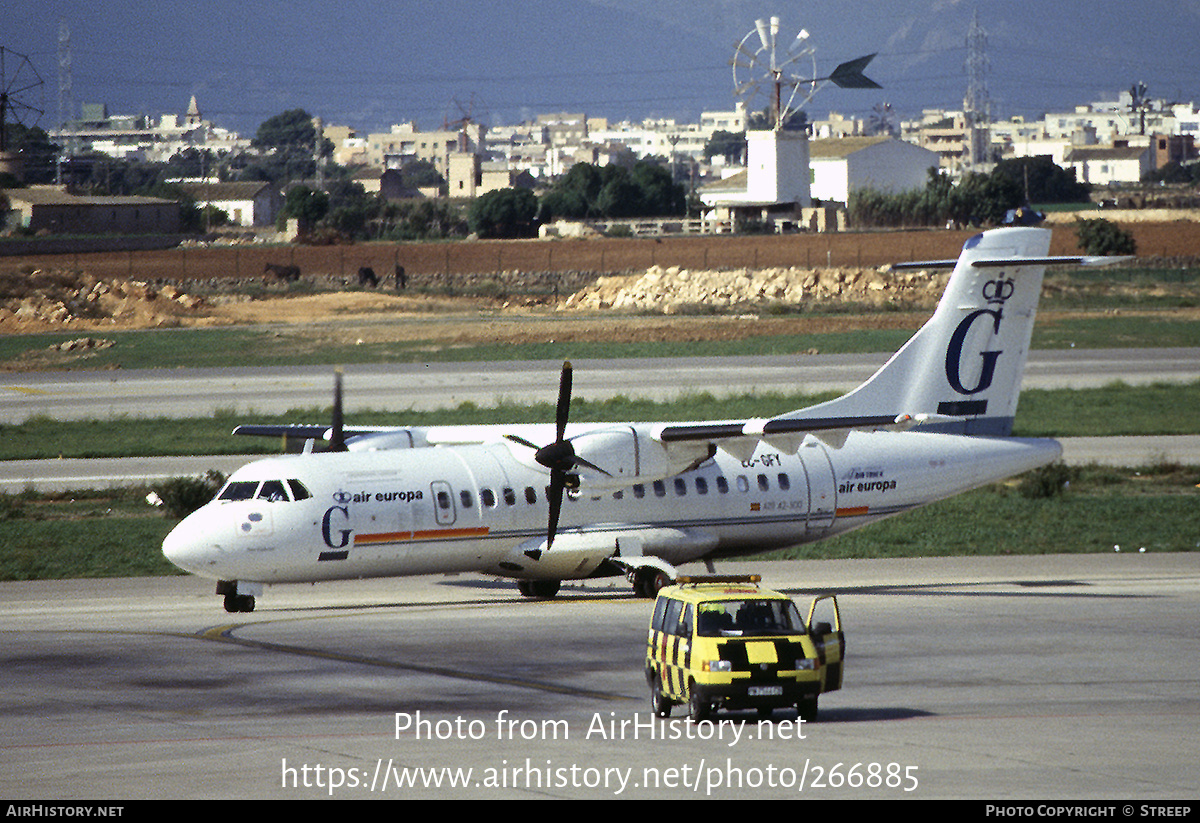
653,412,918,460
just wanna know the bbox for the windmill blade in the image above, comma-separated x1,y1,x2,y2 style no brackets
827,53,881,89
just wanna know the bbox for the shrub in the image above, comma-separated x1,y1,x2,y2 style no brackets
153,470,226,518
1075,218,1137,256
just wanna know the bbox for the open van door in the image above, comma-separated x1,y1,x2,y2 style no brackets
807,594,844,692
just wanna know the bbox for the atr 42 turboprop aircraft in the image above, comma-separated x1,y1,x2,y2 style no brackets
163,227,1121,612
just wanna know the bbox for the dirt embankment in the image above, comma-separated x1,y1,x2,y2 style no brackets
2,223,1197,336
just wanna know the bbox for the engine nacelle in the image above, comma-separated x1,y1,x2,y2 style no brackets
565,427,714,490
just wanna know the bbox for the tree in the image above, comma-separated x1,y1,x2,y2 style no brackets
280,185,329,229
243,109,331,184
1075,218,1136,256
703,130,746,165
468,187,538,238
992,156,1090,203
537,161,685,221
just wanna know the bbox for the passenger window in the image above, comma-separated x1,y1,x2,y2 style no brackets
525,487,537,505
695,477,708,495
736,475,749,493
674,478,687,496
503,488,516,506
436,490,452,510
653,480,666,498
758,474,770,492
778,473,790,491
459,490,473,509
716,476,729,494
481,488,496,507
633,484,645,499
287,479,311,500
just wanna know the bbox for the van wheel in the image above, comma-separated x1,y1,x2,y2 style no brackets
688,682,711,722
649,676,672,718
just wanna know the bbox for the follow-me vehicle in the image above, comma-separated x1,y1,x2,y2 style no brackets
163,227,1119,612
646,575,842,721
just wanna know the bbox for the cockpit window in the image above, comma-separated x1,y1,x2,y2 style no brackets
287,479,312,500
257,480,289,502
218,481,259,501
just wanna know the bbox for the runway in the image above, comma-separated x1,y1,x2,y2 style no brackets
2,348,1197,492
3,348,1198,423
1,555,1197,799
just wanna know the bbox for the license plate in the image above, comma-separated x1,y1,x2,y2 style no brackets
748,685,783,697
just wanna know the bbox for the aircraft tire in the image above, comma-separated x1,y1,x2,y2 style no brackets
517,579,561,599
798,696,818,722
223,594,255,613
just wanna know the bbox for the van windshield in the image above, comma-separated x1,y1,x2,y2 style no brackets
696,599,804,637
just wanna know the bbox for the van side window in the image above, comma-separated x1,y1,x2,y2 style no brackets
663,599,683,637
651,597,669,631
679,603,694,637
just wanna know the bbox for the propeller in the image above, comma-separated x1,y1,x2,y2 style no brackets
328,368,347,452
504,361,609,547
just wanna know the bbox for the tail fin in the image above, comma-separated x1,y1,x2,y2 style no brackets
786,227,1053,436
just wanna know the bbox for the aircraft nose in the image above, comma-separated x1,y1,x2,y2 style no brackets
162,511,221,573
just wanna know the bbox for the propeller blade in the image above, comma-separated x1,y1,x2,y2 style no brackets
546,473,565,548
555,361,572,441
572,454,612,477
328,369,347,452
503,434,542,451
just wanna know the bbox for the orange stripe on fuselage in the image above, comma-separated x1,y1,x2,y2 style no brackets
354,527,490,545
835,506,869,517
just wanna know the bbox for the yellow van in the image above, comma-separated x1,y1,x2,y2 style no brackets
645,575,843,721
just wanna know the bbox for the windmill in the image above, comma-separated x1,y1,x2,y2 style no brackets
731,17,879,131
1,46,45,155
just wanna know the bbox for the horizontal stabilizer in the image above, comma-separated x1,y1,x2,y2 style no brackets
889,255,1133,271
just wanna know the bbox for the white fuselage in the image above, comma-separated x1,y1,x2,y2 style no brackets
162,428,1061,587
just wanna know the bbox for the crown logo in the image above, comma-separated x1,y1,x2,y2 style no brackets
983,277,1015,305
332,489,353,504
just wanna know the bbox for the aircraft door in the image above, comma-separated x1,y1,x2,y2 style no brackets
799,441,837,533
431,480,456,526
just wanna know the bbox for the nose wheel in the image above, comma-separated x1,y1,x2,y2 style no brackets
223,593,256,613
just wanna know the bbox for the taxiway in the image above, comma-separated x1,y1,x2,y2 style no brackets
1,555,1197,799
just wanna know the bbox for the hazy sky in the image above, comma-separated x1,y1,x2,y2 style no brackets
7,0,1200,137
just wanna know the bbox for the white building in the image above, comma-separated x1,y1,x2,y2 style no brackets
809,137,940,204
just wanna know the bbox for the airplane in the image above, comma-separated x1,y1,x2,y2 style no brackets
162,226,1122,613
